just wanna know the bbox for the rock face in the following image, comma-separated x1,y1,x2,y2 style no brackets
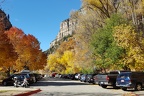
50,18,77,48
49,8,86,49
57,18,76,41
0,9,12,30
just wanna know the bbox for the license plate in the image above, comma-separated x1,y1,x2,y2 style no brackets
121,80,124,82
100,82,103,84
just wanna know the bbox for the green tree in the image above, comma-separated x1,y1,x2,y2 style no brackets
91,14,126,72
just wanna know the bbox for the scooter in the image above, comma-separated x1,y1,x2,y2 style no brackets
21,77,29,87
13,76,29,88
13,77,22,87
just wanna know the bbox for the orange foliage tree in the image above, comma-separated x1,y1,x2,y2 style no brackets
0,23,17,76
6,27,47,71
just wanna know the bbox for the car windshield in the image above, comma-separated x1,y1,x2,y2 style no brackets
110,72,119,74
118,73,130,78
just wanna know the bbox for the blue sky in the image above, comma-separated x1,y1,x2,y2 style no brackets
1,0,82,51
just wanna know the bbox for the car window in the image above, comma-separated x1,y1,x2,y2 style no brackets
131,72,144,78
110,72,119,74
118,73,130,78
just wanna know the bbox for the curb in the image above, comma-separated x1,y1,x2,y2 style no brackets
14,88,41,96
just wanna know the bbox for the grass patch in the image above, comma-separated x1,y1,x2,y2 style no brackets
0,90,17,93
0,90,10,93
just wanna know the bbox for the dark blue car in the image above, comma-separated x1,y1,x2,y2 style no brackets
116,72,144,91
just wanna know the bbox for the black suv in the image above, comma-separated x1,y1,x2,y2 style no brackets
116,71,144,91
2,73,29,86
2,74,17,86
20,72,36,83
2,73,36,86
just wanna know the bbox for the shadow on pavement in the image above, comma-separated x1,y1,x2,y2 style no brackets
40,92,122,96
31,78,90,86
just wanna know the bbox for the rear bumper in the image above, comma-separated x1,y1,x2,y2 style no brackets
116,84,135,88
99,81,114,86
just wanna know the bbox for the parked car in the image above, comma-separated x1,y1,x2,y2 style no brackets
2,73,30,86
2,74,16,86
93,73,107,85
33,73,42,81
75,73,82,80
69,74,76,80
80,74,87,82
20,72,36,83
96,70,130,88
75,73,79,80
51,72,58,77
60,74,70,79
116,71,144,91
85,74,97,83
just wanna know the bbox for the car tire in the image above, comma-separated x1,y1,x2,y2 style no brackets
135,83,142,91
113,85,119,89
101,85,107,88
122,87,127,91
2,81,7,86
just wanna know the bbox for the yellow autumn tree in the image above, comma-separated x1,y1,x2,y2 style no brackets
82,0,121,18
83,0,144,29
47,37,81,74
60,51,81,74
71,9,99,73
47,52,66,73
113,24,144,70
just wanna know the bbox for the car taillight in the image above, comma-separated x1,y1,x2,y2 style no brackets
106,76,109,80
94,76,98,80
127,77,131,84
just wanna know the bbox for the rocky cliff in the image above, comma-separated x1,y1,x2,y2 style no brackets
50,18,77,48
0,9,12,30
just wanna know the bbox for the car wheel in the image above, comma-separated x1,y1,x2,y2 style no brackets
3,81,7,86
122,87,127,91
113,85,119,89
135,83,142,91
101,85,107,88
92,82,95,84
